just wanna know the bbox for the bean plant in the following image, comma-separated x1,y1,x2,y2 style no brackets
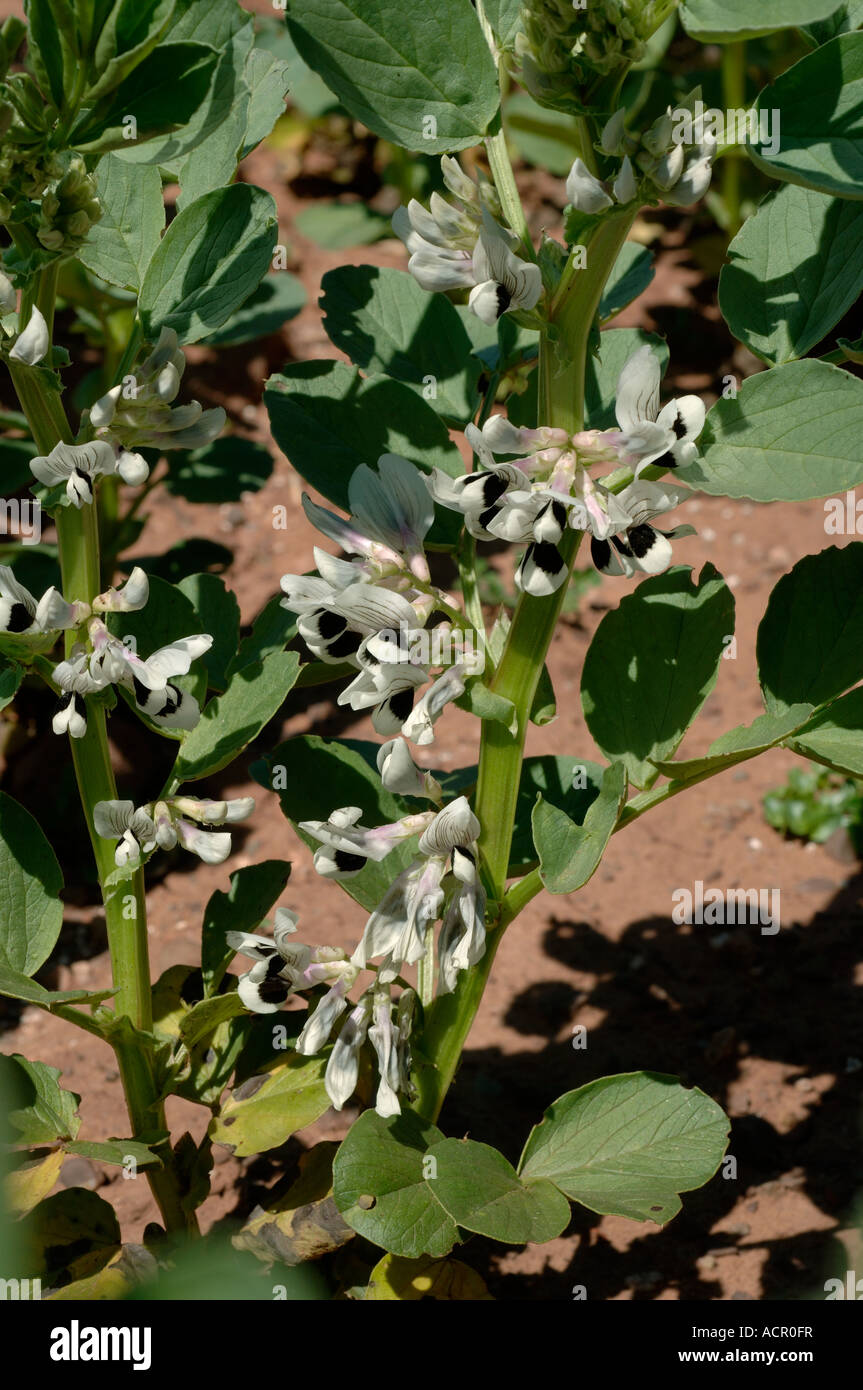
2,0,863,1300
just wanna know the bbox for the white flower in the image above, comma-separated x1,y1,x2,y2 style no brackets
438,847,487,995
0,566,87,635
91,566,149,614
52,690,87,739
91,326,225,455
468,224,543,325
93,800,157,868
368,992,401,1116
348,455,434,570
325,997,372,1110
352,857,447,972
614,346,706,474
300,805,433,879
418,795,481,856
230,908,316,1014
588,479,695,577
377,738,441,800
296,979,349,1055
30,440,116,507
400,665,467,745
566,158,613,215
9,306,49,365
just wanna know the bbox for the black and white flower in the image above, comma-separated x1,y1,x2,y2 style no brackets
588,479,695,577
30,440,116,508
299,805,434,880
0,565,87,637
614,345,706,474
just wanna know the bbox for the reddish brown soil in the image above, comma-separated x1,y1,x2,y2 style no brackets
2,0,862,1300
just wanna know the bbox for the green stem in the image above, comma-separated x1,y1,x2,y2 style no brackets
6,348,195,1235
485,118,534,259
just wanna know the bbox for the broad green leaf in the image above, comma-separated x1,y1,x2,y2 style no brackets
483,0,523,48
25,0,77,109
253,736,416,912
320,266,482,425
0,793,64,976
209,1051,332,1157
1,1055,80,1144
719,185,863,365
139,184,278,345
114,14,253,169
201,275,306,347
25,1187,121,1281
650,704,815,779
757,545,863,712
0,963,114,1008
533,762,627,894
228,597,297,676
264,361,463,546
366,1251,493,1300
164,437,273,505
510,755,605,871
0,663,23,713
683,360,863,501
178,991,248,1049
295,202,391,249
78,156,165,291
585,329,668,430
241,46,291,154
802,1,863,45
332,1109,459,1259
202,859,291,994
424,1138,570,1245
749,34,863,199
681,0,843,40
581,565,735,789
172,649,299,782
6,1151,65,1218
286,0,499,153
87,0,177,101
177,573,240,692
169,24,258,204
790,688,863,774
519,1072,730,1225
163,0,249,45
151,965,250,1109
599,243,655,325
70,43,219,152
63,1140,161,1168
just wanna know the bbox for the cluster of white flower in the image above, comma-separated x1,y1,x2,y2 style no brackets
392,156,542,325
228,796,484,1117
94,795,255,869
433,344,703,593
281,453,480,746
567,99,716,217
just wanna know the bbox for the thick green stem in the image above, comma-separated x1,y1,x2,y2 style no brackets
7,347,194,1234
